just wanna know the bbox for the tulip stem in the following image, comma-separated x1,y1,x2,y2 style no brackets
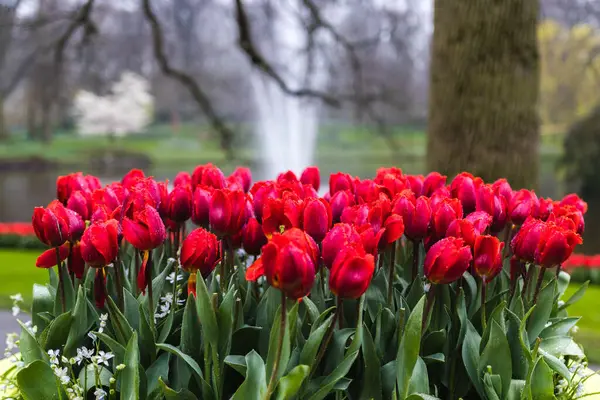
412,240,420,281
56,247,66,313
532,266,547,304
265,295,287,400
147,251,155,329
114,252,125,311
422,284,436,333
521,263,533,299
387,242,397,307
481,278,487,331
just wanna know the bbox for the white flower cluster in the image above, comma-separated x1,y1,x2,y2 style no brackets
88,313,108,342
155,287,185,321
166,272,183,284
9,293,23,317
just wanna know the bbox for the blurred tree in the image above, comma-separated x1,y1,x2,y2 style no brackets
427,0,540,188
538,20,600,133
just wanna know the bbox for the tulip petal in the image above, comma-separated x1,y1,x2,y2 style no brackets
36,244,70,268
246,258,265,281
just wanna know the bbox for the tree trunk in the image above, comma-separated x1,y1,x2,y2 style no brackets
0,95,8,142
40,106,52,143
427,0,540,189
26,85,37,140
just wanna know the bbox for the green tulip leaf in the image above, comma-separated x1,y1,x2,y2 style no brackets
479,321,512,399
32,283,54,333
360,323,382,400
121,332,141,400
40,311,72,351
276,364,310,400
64,286,92,357
16,360,60,400
396,295,425,399
195,273,219,350
78,364,113,391
94,331,126,365
299,313,334,370
461,319,483,398
18,319,45,364
527,280,556,345
558,280,588,311
106,295,134,346
158,376,198,400
231,350,267,400
225,354,248,377
539,317,580,339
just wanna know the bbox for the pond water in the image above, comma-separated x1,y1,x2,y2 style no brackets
2,157,598,252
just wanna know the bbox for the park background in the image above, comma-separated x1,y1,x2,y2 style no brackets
1,0,600,362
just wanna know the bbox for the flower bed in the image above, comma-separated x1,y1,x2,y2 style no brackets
4,166,596,399
0,222,45,250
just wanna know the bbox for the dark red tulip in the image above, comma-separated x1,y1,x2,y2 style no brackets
191,163,226,189
357,225,382,256
405,174,425,197
68,242,86,279
32,200,71,247
450,172,482,214
424,237,472,284
321,223,363,269
329,172,355,196
157,181,169,219
422,172,447,197
473,235,504,281
242,217,268,256
330,190,355,223
538,197,554,221
262,195,303,238
94,268,108,308
209,189,249,238
431,197,463,240
180,228,220,280
121,169,145,189
192,185,212,227
56,172,88,204
251,181,277,222
511,217,547,263
300,166,320,191
445,219,477,248
81,219,120,267
465,211,493,235
246,228,319,299
174,172,192,187
125,178,161,218
36,243,70,268
303,198,332,243
122,204,166,251
492,179,513,204
393,194,430,241
560,193,588,214
508,189,540,225
329,247,375,299
167,185,193,223
66,208,85,241
67,190,91,221
92,184,124,213
535,223,582,268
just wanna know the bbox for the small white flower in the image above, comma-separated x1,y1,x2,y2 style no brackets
75,347,94,365
53,366,70,384
94,387,107,400
5,333,18,351
48,349,60,365
99,313,108,323
10,294,23,303
88,332,97,342
161,293,174,304
94,351,114,367
166,272,183,284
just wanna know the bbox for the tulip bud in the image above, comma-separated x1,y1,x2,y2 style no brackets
492,178,513,204
242,218,267,256
174,172,192,187
510,217,547,263
303,198,332,243
405,174,424,197
32,200,71,247
330,190,355,223
508,189,540,225
473,235,504,281
329,248,375,299
322,223,363,269
446,219,477,247
209,189,249,238
157,181,169,219
81,219,120,267
230,167,252,192
431,197,463,241
535,223,582,268
450,172,482,214
167,185,193,223
300,166,320,191
122,204,166,251
424,237,472,284
393,194,430,241
560,193,588,214
329,172,355,196
192,163,226,189
180,228,220,278
422,172,447,197
191,185,212,227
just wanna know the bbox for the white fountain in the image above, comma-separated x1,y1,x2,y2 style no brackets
249,2,328,179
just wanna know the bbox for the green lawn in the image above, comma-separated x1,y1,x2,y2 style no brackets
563,283,600,364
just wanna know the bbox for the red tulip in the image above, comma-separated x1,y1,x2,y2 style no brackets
251,181,277,222
329,247,375,299
429,186,452,211
375,168,406,197
422,172,447,197
242,218,268,256
508,189,540,225
424,237,472,284
548,205,585,235
492,178,513,204
262,195,302,238
81,219,120,267
535,223,582,268
32,200,71,247
191,163,226,189
209,189,249,238
445,219,477,247
67,242,86,279
121,169,145,188
174,172,192,187
156,181,169,219
92,184,125,213
94,268,108,308
322,223,363,269
511,217,547,263
355,179,390,204
329,172,355,196
341,204,370,227
122,204,166,251
303,198,332,243
560,193,588,214
431,197,463,240
277,170,299,184
67,190,91,221
393,194,430,241
300,166,320,191
229,167,252,192
473,235,504,281
405,174,424,197
56,172,88,204
85,175,102,192
538,197,554,221
167,185,193,223
66,209,85,241
191,185,212,226
379,214,405,248
246,228,319,299
450,172,482,214
476,184,508,233
36,243,70,268
124,178,162,218
180,228,220,279
465,211,493,235
330,190,355,223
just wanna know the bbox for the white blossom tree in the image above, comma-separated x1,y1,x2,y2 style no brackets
73,71,154,138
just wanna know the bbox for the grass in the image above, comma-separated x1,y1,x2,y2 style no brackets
564,283,600,364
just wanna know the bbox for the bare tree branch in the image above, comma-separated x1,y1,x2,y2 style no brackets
142,0,235,159
54,0,97,68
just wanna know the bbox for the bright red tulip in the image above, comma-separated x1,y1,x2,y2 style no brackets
81,219,120,267
262,195,302,238
422,172,447,197
122,204,166,251
405,174,424,197
32,200,71,247
375,168,406,197
67,190,91,221
431,197,463,240
508,189,540,225
92,183,125,213
167,185,193,223
174,171,192,187
511,217,547,263
450,172,482,214
329,247,375,299
56,172,88,204
36,243,70,268
209,189,249,238
560,193,588,214
538,197,554,221
393,194,430,241
321,223,363,269
535,223,582,268
277,170,299,184
157,181,169,219
473,235,504,281
355,179,390,203
341,204,370,227
465,211,493,235
229,167,252,192
329,172,355,196
85,175,102,192
251,181,277,221
424,237,472,284
300,166,320,191
548,205,585,235
121,169,145,188
445,219,477,247
242,217,268,256
124,178,162,218
330,190,355,223
180,228,220,279
246,228,319,299
476,184,508,233
191,185,212,226
303,198,332,243
492,178,513,204
191,163,226,189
